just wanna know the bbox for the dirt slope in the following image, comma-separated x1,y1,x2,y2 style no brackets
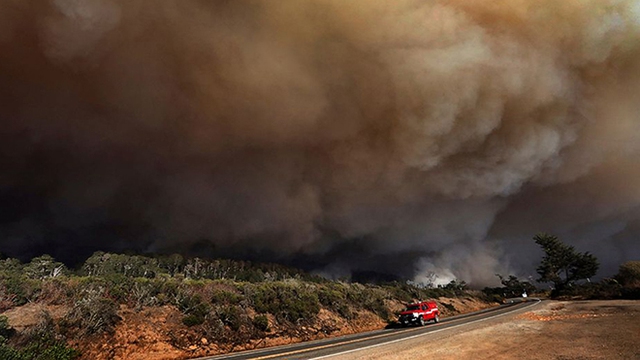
1,297,493,360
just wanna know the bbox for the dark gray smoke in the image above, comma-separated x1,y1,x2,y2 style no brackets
1,0,640,286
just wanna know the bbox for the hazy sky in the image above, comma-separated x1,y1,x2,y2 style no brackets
1,0,639,286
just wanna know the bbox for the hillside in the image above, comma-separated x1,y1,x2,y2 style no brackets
0,253,495,360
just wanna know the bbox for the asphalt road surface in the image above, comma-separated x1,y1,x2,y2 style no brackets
194,298,540,360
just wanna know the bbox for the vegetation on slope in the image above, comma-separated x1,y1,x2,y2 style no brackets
0,251,480,359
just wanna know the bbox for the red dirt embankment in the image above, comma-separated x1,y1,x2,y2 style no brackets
2,296,493,360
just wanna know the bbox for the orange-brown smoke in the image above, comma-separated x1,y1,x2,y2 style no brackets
1,0,639,285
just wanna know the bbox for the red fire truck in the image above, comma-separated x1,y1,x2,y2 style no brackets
398,301,440,326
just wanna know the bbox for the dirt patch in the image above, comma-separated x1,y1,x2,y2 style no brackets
2,303,68,332
68,305,187,360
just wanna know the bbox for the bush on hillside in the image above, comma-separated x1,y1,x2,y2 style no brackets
247,282,320,323
211,289,243,306
175,290,210,327
318,284,353,319
64,285,120,336
0,315,15,342
252,315,269,332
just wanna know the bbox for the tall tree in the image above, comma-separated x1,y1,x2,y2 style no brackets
534,233,599,291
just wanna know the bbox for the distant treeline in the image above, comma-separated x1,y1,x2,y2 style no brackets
80,252,322,283
0,252,321,284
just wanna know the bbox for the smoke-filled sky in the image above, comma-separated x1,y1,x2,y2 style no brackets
1,0,640,286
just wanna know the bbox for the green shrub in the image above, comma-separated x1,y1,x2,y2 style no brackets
176,292,210,327
481,287,506,303
177,294,209,317
21,342,80,360
65,286,120,336
248,283,320,322
71,276,130,303
216,305,241,331
0,344,23,359
24,255,67,280
101,274,134,303
318,285,353,319
182,314,205,327
0,315,15,341
235,269,265,283
129,279,161,310
346,285,391,320
318,287,344,307
252,315,269,332
15,327,80,360
386,285,414,303
442,279,468,294
0,275,41,307
365,297,390,320
211,290,243,305
39,278,72,306
154,278,180,305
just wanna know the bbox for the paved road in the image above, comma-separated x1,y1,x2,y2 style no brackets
194,298,540,360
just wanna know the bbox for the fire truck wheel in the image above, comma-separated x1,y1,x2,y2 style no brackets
419,317,426,326
433,315,440,323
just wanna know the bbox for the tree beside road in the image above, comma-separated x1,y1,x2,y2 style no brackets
534,233,599,293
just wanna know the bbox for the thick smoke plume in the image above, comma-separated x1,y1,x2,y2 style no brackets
1,0,640,285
